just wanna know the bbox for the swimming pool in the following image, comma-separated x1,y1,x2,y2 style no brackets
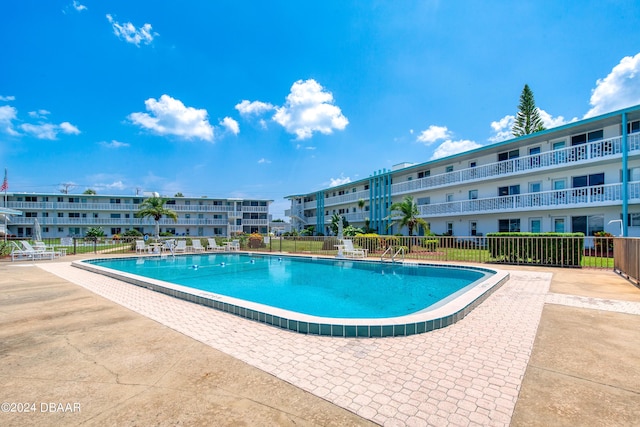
74,254,509,337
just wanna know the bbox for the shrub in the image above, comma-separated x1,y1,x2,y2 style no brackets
353,234,383,252
248,233,264,248
422,238,439,251
486,232,584,266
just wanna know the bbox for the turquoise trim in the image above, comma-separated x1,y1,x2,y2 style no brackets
622,112,628,237
316,191,325,234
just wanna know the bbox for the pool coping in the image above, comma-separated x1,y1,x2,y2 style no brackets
72,253,509,337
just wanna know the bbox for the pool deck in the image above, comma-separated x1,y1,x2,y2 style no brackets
1,254,639,426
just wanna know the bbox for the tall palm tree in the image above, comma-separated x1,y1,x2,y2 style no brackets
135,197,178,239
386,196,428,236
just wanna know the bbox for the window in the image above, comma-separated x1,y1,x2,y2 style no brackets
110,214,121,219
498,185,520,196
110,228,122,235
58,213,64,218
68,212,80,218
57,197,64,202
529,147,541,155
364,184,369,190
446,193,454,202
572,173,605,196
470,221,477,236
498,219,521,232
417,196,430,205
628,213,640,227
68,197,79,203
25,212,37,217
621,167,640,182
627,120,640,134
469,161,477,168
446,222,453,235
529,146,541,167
417,170,430,179
572,214,604,236
25,196,37,202
445,165,453,173
468,190,478,200
498,149,519,161
530,218,542,233
529,182,541,193
571,130,603,145
553,218,565,233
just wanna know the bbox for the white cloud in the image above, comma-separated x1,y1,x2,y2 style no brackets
235,100,275,116
329,175,352,187
100,140,130,148
60,121,81,135
273,79,349,139
220,117,239,135
106,14,156,46
19,121,80,140
257,158,271,164
431,139,482,160
489,109,575,143
72,1,87,12
417,125,451,144
105,180,125,190
0,95,16,101
585,52,640,118
128,94,214,141
28,109,51,118
0,105,19,136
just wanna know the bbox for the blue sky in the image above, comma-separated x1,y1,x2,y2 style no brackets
2,1,640,218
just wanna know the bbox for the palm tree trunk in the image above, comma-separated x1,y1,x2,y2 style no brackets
155,221,160,239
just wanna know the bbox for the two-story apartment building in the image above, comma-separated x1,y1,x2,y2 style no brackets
3,192,271,238
286,105,640,238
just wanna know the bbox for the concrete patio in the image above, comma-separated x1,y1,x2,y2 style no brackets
0,254,638,426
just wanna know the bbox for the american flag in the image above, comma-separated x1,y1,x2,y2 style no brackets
0,169,7,192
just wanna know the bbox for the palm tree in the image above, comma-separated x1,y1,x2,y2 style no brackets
330,213,348,236
135,196,178,239
386,196,428,236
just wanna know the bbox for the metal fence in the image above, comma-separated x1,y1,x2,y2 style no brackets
3,235,618,270
613,237,640,286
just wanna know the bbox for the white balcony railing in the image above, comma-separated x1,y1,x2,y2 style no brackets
6,201,269,214
418,181,640,217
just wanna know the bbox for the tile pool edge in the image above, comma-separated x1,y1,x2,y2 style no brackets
72,256,509,338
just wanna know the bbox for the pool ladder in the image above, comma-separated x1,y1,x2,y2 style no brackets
381,246,405,263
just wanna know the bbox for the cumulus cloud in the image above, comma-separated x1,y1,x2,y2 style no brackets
128,94,214,141
28,109,51,118
329,175,352,187
489,109,574,143
431,139,483,160
220,117,239,135
257,158,271,164
0,105,19,136
106,14,157,46
235,100,274,116
417,125,451,144
0,95,16,101
72,1,87,11
99,140,130,148
273,79,348,139
585,52,640,118
20,121,81,140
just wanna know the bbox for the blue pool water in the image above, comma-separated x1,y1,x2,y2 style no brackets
86,254,489,319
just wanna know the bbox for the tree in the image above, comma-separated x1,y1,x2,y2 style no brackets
174,192,184,197
329,213,349,235
135,196,178,239
385,196,428,236
83,189,97,195
512,84,546,137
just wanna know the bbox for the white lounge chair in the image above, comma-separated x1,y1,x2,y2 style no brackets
19,241,57,260
174,240,187,253
207,238,225,251
11,241,34,261
191,239,205,253
229,239,240,251
135,240,149,254
341,239,368,259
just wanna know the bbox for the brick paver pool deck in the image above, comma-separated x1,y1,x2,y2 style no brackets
1,255,639,426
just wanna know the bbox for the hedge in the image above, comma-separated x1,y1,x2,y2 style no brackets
486,232,584,267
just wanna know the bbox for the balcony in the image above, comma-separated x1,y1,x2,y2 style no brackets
322,190,369,208
6,201,268,214
418,181,640,217
9,218,231,226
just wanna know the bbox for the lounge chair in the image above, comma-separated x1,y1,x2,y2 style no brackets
191,239,205,253
135,240,149,254
207,238,225,251
229,239,240,251
11,241,34,261
341,239,368,259
174,240,187,253
18,241,57,260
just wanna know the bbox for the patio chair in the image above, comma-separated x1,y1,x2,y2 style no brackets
229,239,240,251
135,240,149,254
174,240,187,253
207,238,225,252
341,239,368,259
191,239,205,253
11,241,34,261
19,241,57,260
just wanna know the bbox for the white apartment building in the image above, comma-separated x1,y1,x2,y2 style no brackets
286,105,640,238
3,193,271,238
